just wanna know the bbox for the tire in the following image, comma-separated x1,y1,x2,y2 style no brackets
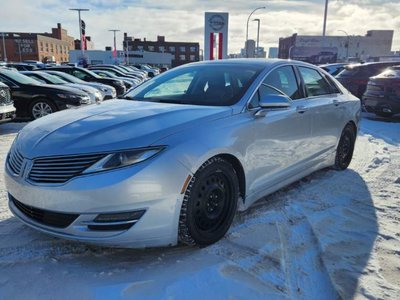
179,157,239,246
30,99,57,120
334,124,356,170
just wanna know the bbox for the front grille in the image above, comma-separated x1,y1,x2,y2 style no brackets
11,195,79,228
0,88,12,106
29,153,106,184
7,148,25,175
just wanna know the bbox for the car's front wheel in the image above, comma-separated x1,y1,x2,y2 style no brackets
179,157,239,246
30,99,57,120
334,124,356,170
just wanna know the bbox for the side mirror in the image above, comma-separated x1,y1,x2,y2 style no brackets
255,94,291,117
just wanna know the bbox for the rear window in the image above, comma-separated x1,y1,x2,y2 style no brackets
376,68,400,79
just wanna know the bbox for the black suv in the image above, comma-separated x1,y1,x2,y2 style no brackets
48,66,126,96
0,68,90,119
0,82,15,122
336,62,400,99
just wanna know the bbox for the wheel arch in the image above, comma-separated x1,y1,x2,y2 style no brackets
215,153,246,202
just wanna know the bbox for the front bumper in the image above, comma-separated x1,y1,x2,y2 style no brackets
5,152,190,248
0,104,16,121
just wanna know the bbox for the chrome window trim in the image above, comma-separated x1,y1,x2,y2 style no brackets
243,63,306,112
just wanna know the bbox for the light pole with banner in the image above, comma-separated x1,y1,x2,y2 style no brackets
69,8,90,57
109,29,120,64
245,7,265,58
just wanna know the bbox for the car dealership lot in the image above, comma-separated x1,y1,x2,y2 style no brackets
0,115,399,299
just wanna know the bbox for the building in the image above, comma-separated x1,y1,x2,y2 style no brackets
69,50,174,67
279,30,394,63
240,40,256,58
0,23,75,63
123,34,199,67
268,47,278,58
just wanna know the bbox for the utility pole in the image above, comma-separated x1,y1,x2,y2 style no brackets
322,0,329,36
253,19,260,58
1,33,7,62
69,8,90,57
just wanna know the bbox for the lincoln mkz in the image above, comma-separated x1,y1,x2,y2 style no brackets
5,59,361,248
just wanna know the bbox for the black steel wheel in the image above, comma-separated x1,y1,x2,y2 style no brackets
179,157,239,246
334,124,356,170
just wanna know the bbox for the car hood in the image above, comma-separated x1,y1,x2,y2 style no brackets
64,83,98,94
16,100,232,159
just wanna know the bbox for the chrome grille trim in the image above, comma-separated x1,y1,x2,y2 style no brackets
7,148,24,176
29,153,106,184
0,88,12,106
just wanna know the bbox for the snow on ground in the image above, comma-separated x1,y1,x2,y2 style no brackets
0,115,399,300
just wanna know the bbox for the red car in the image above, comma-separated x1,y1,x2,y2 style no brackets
336,62,400,99
363,66,400,117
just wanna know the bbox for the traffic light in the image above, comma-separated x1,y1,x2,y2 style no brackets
81,20,86,36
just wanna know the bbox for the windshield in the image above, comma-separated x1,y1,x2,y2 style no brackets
124,64,263,106
1,69,41,85
38,72,68,84
48,72,85,84
336,67,360,78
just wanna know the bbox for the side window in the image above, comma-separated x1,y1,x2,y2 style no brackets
72,70,89,80
248,84,281,109
263,66,301,100
0,76,15,87
298,67,332,97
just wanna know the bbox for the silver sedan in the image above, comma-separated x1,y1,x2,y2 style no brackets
5,59,361,248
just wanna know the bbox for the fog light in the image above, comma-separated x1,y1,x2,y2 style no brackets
94,210,146,223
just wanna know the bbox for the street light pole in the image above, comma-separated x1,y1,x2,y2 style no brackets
338,30,349,61
253,19,260,58
246,7,265,58
322,0,329,36
1,33,7,62
69,8,90,58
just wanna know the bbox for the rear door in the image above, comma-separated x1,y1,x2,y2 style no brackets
297,66,344,158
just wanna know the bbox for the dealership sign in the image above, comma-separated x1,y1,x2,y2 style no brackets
204,12,229,61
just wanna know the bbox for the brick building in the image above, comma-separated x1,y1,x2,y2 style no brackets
123,34,200,67
0,23,75,63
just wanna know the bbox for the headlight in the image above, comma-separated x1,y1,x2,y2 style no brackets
57,93,78,99
83,147,165,174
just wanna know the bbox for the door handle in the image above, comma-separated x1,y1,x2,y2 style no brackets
332,99,340,106
296,106,308,113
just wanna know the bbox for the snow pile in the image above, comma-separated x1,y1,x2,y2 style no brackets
0,117,399,299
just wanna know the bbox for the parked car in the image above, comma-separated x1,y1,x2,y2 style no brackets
43,70,116,100
117,65,147,80
47,66,126,96
88,65,144,82
0,82,15,122
363,66,400,117
6,63,38,71
5,59,360,248
134,64,159,77
89,70,138,90
0,68,90,119
320,63,348,76
336,61,400,98
21,71,104,104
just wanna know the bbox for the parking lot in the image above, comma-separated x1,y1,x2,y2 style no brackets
1,114,399,299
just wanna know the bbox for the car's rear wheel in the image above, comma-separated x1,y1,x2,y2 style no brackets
30,99,57,120
334,124,356,170
179,157,239,246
